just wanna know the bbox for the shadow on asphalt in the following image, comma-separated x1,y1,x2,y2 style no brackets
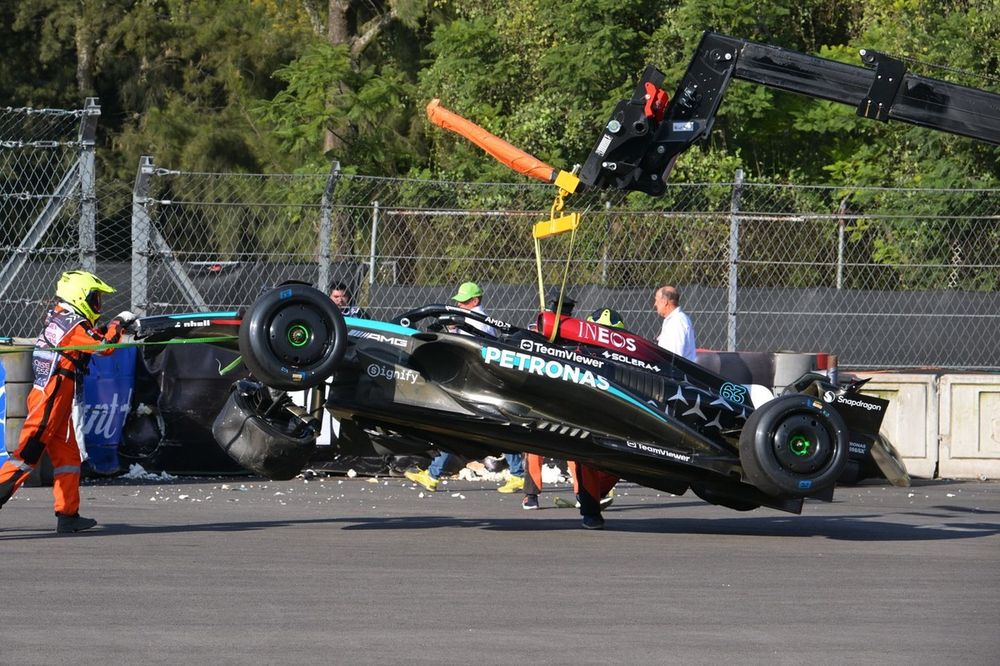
3,509,998,541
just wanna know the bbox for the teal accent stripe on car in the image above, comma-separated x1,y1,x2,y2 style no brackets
345,317,416,336
607,385,669,422
169,311,240,319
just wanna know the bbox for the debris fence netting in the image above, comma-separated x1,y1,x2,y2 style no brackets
3,104,999,369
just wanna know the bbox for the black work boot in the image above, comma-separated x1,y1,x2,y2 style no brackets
56,513,98,533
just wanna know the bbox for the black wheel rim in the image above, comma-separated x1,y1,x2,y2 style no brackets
265,302,331,367
771,413,833,473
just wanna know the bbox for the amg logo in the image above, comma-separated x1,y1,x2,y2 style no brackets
350,330,407,348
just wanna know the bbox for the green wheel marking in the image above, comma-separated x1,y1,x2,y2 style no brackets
789,434,812,456
287,324,310,347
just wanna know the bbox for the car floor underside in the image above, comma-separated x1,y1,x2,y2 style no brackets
331,401,807,514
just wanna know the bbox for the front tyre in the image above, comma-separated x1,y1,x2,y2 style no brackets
739,394,849,497
238,283,346,390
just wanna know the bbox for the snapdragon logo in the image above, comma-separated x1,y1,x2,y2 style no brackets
836,396,884,412
482,346,609,390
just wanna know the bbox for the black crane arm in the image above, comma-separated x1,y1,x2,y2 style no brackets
580,31,1000,196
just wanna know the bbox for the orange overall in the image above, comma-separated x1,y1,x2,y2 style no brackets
525,454,617,517
569,462,618,518
0,305,124,516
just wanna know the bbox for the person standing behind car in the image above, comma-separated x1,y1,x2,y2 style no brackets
568,307,625,529
330,282,369,319
449,281,497,337
654,285,696,361
405,281,524,493
0,271,134,533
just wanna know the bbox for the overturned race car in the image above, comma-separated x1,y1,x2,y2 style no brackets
133,282,907,515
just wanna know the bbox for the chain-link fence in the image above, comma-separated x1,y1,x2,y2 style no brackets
128,164,999,369
0,99,109,334
3,102,999,369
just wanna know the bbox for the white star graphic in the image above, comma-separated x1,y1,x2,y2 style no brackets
710,396,735,411
683,394,706,420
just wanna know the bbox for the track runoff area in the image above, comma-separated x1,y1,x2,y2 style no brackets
2,474,997,663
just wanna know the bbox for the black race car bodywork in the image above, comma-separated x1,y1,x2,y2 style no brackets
134,283,904,514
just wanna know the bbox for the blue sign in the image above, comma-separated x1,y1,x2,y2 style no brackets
81,347,137,474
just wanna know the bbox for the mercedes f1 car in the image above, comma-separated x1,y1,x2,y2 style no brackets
133,282,906,515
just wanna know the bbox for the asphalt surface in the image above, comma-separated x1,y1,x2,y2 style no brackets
1,473,998,665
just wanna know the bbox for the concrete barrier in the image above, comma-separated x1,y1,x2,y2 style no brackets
939,374,1000,479
858,372,940,479
695,350,832,391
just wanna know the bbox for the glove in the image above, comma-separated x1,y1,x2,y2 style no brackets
112,310,138,331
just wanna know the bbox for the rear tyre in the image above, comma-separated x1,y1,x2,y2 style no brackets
739,394,849,497
238,283,346,390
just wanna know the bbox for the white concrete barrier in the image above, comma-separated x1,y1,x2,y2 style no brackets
857,372,939,479
939,374,1000,479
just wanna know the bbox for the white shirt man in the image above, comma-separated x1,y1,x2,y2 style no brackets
654,285,696,361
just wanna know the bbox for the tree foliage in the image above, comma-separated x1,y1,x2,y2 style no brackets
2,0,997,186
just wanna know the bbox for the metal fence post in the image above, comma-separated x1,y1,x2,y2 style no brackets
601,200,611,283
836,195,848,289
317,160,340,293
369,200,380,286
78,97,100,274
727,169,744,351
131,156,155,316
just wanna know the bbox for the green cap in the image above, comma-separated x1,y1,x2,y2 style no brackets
451,281,483,302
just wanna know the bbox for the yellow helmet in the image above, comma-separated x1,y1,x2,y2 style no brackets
56,270,116,324
587,308,626,329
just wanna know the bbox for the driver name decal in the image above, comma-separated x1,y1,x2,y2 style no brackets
482,346,609,390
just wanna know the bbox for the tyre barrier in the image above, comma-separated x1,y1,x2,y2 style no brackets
0,339,53,486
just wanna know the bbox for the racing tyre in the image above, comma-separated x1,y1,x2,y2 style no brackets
212,380,317,480
239,283,347,390
739,393,849,498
